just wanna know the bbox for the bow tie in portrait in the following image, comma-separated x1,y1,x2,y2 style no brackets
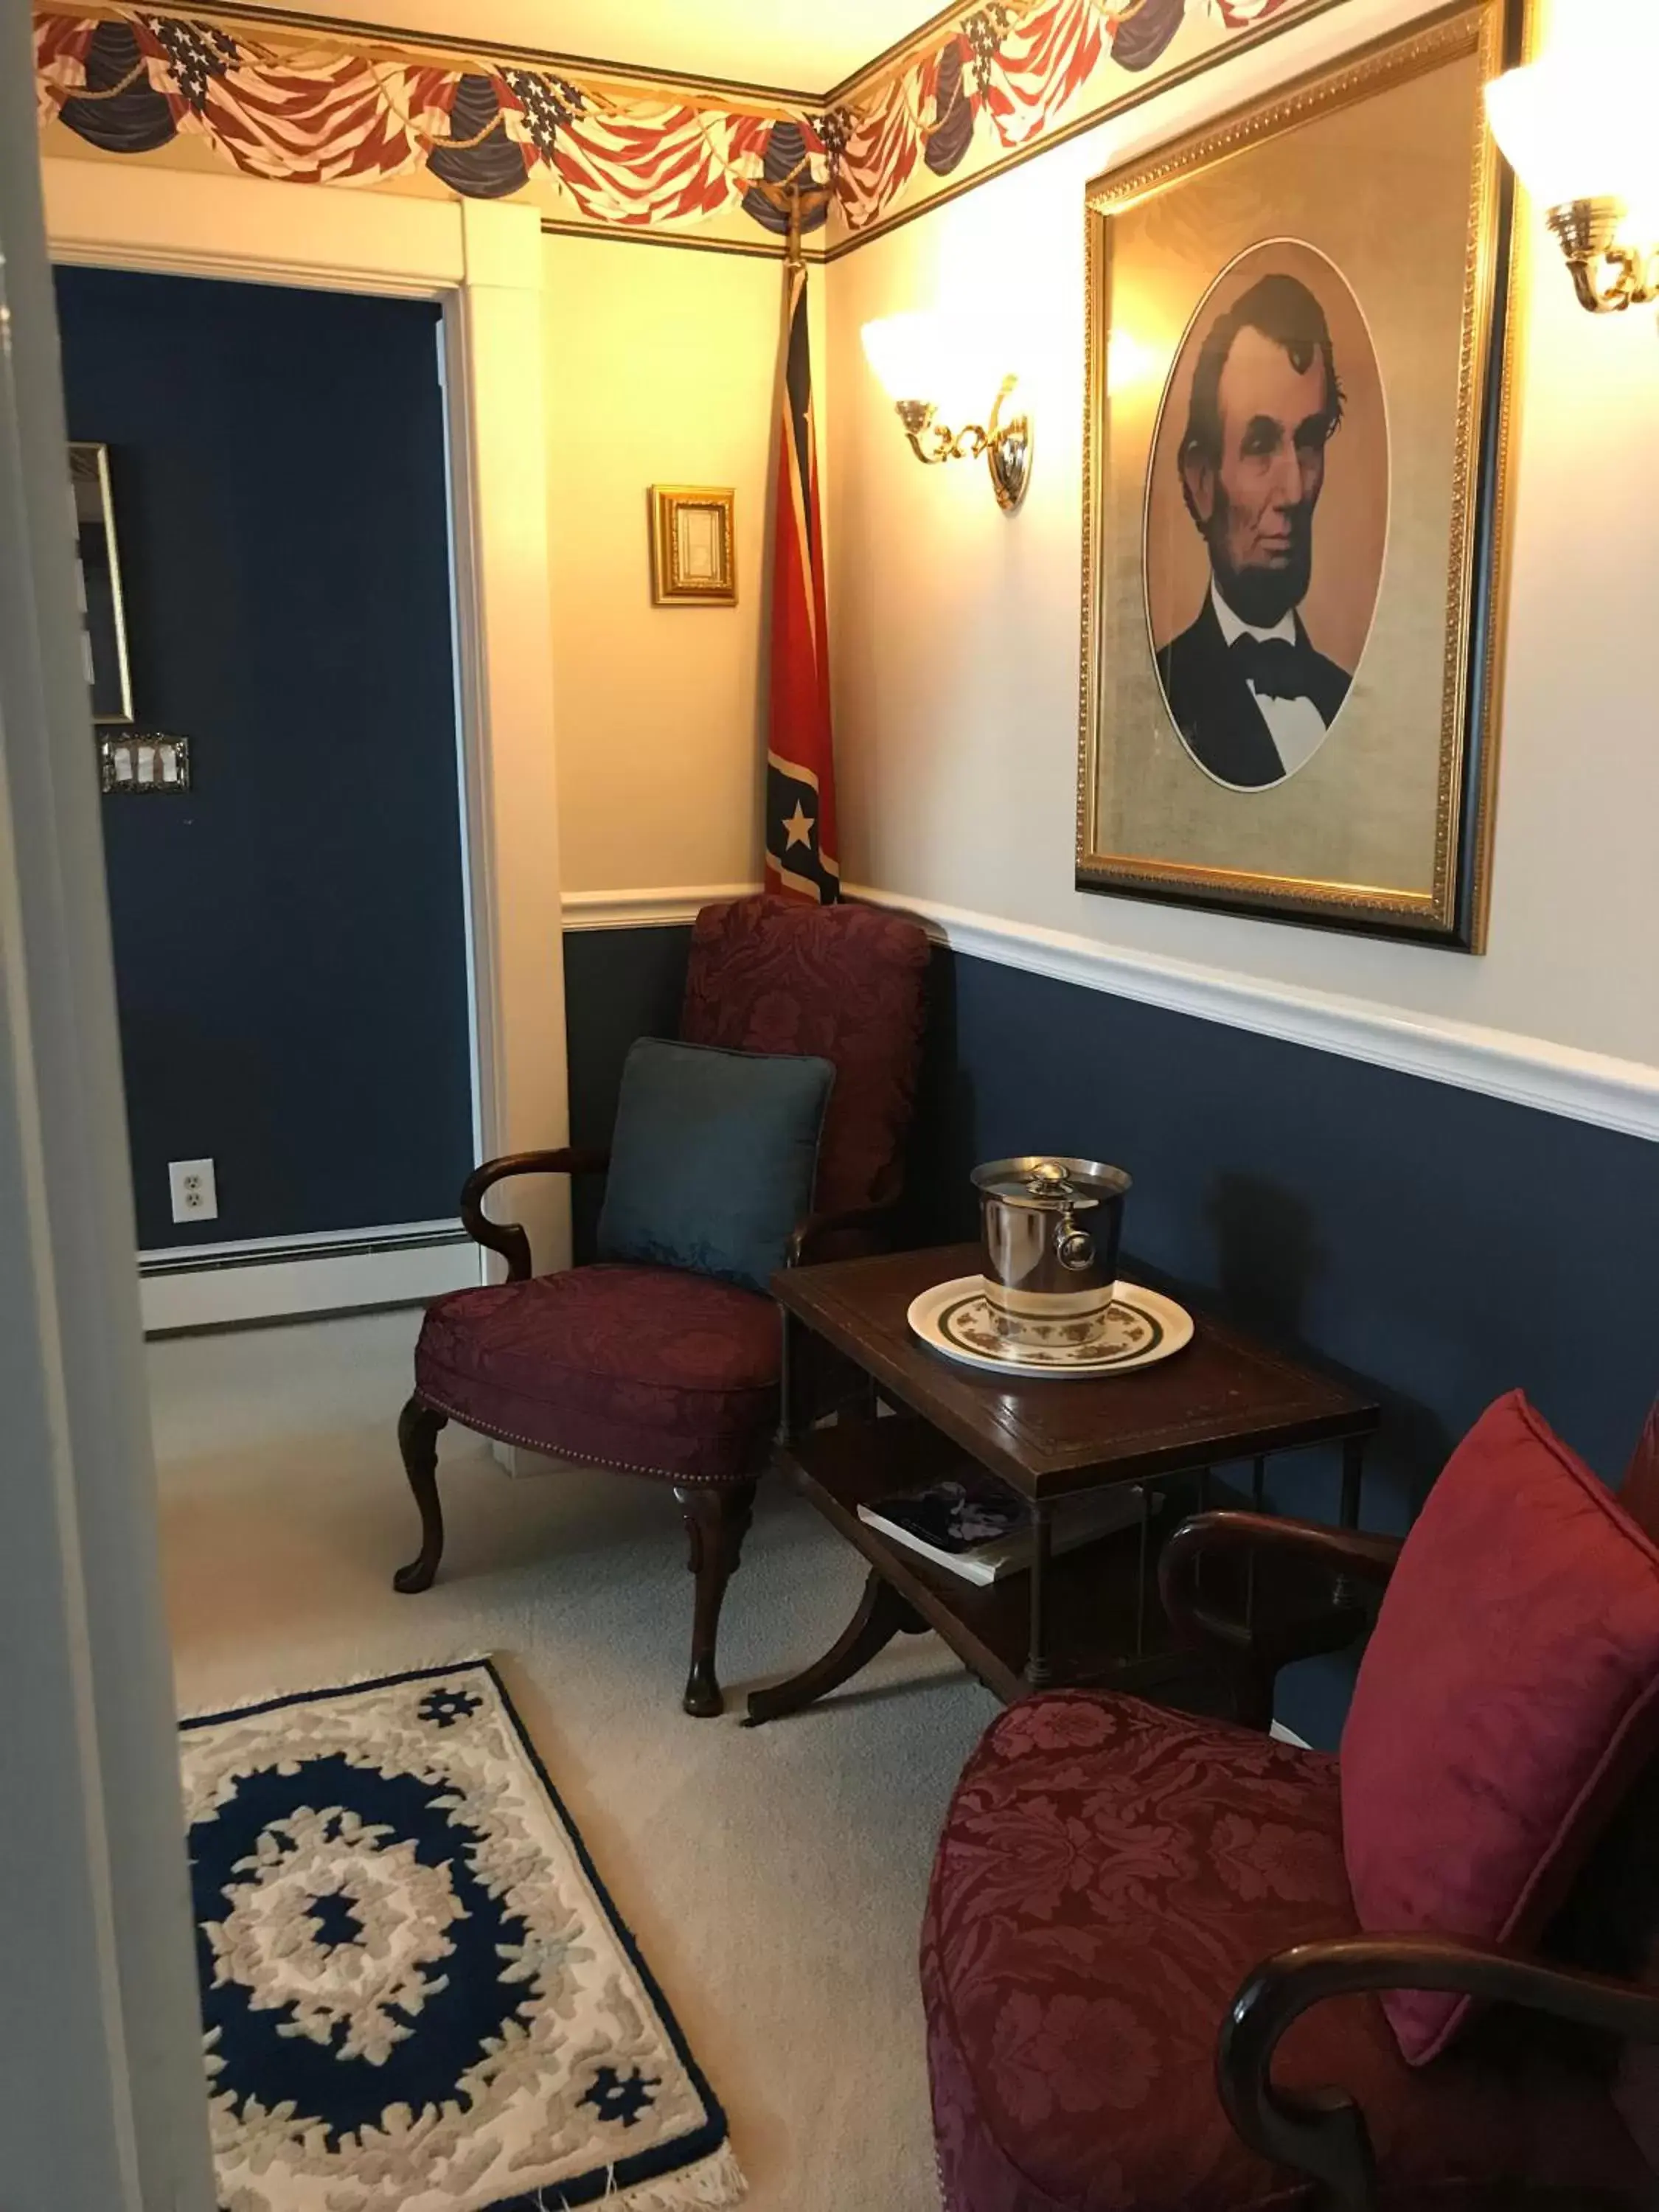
1230,633,1313,701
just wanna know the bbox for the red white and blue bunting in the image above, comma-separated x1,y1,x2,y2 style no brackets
35,1,1315,250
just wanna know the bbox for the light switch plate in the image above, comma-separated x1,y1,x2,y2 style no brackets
168,1157,218,1223
100,731,191,793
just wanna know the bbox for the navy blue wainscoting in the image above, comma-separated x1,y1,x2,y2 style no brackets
563,924,693,1259
54,266,473,1250
911,950,1659,1742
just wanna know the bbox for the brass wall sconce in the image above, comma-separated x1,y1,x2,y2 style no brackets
1486,21,1659,321
1540,199,1659,314
861,313,1032,512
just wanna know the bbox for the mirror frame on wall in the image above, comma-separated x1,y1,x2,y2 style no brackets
69,437,134,723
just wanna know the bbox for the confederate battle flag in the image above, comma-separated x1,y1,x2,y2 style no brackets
765,253,840,904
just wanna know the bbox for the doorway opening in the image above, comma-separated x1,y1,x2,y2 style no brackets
54,265,482,1331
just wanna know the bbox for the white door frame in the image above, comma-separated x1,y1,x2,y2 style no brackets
43,158,573,1277
2,94,215,2212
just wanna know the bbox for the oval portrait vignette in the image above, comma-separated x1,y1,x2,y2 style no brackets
1142,237,1390,795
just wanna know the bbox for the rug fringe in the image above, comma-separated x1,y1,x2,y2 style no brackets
535,2141,747,2211
178,1652,496,1722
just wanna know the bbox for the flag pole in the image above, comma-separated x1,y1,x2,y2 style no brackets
762,173,841,904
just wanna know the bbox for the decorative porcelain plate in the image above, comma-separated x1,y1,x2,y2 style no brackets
907,1276,1194,1380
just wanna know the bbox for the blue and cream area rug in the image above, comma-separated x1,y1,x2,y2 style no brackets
181,1660,745,2212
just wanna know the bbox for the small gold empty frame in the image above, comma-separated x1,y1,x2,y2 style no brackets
649,485,737,606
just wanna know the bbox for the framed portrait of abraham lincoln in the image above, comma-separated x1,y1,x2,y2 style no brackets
1077,0,1526,948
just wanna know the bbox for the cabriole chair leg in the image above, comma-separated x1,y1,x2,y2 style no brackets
394,1396,448,1594
675,1480,757,1718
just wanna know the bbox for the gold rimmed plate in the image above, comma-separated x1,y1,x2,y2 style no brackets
907,1275,1194,1380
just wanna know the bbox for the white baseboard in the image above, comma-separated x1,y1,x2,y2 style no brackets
498,1444,584,1478
139,1224,481,1332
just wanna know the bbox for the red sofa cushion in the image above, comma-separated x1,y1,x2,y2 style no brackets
1342,1390,1659,2065
923,1692,1641,2212
1594,1400,1659,2167
680,895,928,1217
413,1264,779,1484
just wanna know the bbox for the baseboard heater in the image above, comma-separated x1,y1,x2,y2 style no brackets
138,1220,481,1333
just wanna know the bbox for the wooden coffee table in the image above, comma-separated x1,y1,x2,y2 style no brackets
745,1243,1380,1724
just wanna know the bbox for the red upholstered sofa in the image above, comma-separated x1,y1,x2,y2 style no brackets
922,1402,1659,2211
392,894,929,1715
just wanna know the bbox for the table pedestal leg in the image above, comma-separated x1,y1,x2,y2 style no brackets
1026,1506,1054,1687
744,1570,927,1725
1332,1436,1368,1609
1340,1436,1366,1528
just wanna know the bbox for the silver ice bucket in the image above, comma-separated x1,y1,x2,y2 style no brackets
972,1155,1132,1350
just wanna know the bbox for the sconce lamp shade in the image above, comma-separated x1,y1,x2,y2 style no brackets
862,310,1009,419
1486,66,1604,206
861,312,942,404
1486,31,1659,212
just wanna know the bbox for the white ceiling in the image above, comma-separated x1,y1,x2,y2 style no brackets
257,0,934,91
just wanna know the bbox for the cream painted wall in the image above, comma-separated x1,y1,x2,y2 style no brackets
825,0,1659,1072
252,0,922,90
544,234,824,897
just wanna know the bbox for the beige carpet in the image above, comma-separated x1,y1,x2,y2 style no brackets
149,1307,996,2211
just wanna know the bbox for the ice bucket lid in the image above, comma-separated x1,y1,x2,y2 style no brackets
971,1155,1131,1210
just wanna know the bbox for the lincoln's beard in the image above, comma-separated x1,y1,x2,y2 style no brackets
1207,486,1314,629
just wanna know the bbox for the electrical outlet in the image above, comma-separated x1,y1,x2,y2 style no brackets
168,1157,218,1224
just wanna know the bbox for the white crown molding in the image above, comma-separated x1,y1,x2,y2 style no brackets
844,886,1659,1144
561,885,762,930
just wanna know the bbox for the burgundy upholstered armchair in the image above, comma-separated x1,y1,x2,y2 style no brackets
922,1399,1659,2211
392,894,929,1717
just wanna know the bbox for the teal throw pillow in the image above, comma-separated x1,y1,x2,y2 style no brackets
596,1037,835,1295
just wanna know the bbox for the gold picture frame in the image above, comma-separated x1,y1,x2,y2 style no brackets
1076,0,1526,950
649,485,737,605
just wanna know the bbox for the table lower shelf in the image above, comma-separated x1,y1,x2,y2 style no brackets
773,1416,1234,1708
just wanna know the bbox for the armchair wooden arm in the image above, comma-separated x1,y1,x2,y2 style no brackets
786,1200,905,1270
1159,1512,1403,1731
787,1161,907,1270
459,1150,897,1285
458,1147,611,1283
1218,1933,1659,2211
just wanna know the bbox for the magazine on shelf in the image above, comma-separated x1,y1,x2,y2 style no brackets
857,1472,1150,1586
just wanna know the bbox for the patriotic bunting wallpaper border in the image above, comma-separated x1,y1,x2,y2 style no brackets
35,0,1337,253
